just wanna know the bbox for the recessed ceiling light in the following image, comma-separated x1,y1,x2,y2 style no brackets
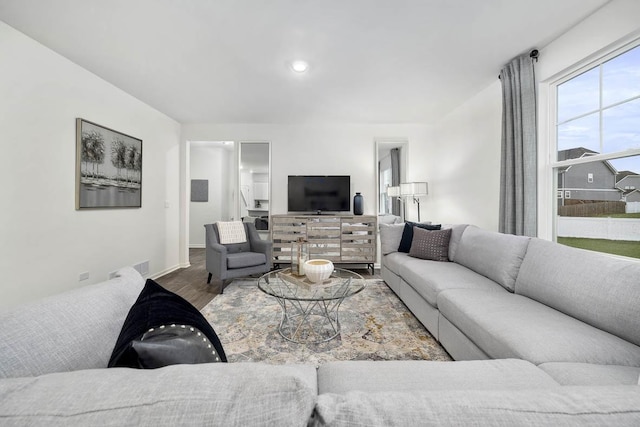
290,60,309,73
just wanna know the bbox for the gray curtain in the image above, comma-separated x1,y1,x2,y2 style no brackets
499,53,537,236
390,148,401,216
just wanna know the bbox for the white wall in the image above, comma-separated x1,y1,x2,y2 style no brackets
182,123,432,213
429,82,503,230
0,21,181,307
189,144,232,246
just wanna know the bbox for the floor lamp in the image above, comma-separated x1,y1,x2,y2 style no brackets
400,182,428,222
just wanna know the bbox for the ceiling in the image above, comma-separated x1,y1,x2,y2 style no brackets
0,0,609,124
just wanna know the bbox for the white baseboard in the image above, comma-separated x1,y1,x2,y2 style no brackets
150,264,182,279
189,244,206,249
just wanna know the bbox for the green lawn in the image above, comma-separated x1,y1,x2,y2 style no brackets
557,237,640,259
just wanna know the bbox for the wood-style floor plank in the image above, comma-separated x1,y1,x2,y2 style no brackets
154,248,381,310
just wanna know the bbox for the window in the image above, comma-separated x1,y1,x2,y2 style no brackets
552,42,640,259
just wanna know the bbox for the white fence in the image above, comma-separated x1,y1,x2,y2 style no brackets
627,201,640,213
557,217,640,241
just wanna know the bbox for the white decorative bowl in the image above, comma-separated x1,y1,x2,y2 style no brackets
304,259,334,283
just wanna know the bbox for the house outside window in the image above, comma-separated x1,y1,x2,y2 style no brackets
551,41,640,259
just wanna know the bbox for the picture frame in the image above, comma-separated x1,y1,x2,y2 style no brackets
76,118,143,209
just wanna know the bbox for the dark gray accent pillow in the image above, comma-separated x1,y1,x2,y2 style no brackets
409,227,452,262
398,222,441,253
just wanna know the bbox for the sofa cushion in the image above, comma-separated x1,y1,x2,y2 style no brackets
515,238,640,347
312,386,640,427
438,289,640,366
381,251,414,276
109,279,226,368
538,362,640,386
317,359,559,394
400,259,505,307
0,363,317,426
397,222,440,253
453,226,530,292
378,214,402,225
0,267,145,379
442,224,469,261
409,228,451,262
379,223,405,255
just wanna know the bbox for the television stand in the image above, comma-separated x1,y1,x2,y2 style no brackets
271,214,377,274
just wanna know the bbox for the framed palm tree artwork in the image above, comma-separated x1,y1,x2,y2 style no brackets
76,118,142,209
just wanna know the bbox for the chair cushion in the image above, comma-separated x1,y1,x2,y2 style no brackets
227,252,267,269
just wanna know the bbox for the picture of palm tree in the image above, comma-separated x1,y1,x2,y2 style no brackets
76,118,142,209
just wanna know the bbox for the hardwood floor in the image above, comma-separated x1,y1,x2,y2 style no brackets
154,248,381,310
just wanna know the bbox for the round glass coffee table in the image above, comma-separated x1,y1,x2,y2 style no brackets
258,268,365,344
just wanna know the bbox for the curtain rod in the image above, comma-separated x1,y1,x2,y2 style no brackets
499,49,539,79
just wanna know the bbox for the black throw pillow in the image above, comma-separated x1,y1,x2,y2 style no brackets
109,279,227,368
397,222,442,253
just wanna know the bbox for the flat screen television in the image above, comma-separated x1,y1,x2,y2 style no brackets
287,175,351,213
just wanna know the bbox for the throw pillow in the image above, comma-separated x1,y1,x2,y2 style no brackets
398,222,441,253
109,279,227,368
409,227,452,262
379,223,406,255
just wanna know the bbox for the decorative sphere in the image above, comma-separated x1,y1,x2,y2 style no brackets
304,259,334,283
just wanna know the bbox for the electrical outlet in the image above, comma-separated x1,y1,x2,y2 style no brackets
78,271,90,281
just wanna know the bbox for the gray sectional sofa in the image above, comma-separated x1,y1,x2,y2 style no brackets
379,223,640,382
2,249,640,425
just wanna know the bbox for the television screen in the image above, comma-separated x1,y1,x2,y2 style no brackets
288,175,351,213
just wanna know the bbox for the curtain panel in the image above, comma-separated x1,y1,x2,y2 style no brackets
390,148,401,217
499,53,537,236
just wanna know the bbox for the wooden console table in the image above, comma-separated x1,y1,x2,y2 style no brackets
271,214,377,273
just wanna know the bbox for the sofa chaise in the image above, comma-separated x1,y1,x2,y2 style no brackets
1,239,640,425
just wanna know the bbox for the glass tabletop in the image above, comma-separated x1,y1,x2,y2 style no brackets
258,268,365,301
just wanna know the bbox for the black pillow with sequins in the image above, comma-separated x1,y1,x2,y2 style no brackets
108,279,226,368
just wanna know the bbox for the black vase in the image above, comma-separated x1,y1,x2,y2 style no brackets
353,192,363,215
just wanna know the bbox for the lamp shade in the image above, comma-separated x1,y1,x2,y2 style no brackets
386,185,400,197
400,182,428,196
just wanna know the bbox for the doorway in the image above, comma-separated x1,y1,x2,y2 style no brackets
188,141,235,248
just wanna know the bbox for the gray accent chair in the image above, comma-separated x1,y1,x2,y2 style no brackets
204,222,272,292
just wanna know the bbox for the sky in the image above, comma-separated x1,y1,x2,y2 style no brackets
557,44,640,173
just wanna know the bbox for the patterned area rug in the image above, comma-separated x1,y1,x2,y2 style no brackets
200,279,452,365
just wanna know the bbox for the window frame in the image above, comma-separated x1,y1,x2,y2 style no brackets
547,37,640,243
